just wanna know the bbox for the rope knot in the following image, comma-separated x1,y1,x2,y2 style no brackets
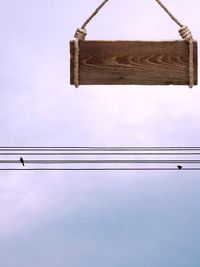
179,25,193,42
74,28,87,40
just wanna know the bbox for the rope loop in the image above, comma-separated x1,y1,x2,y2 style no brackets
74,28,87,40
179,25,193,42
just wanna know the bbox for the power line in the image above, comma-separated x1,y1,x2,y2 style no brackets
1,147,200,151
0,147,200,171
1,152,200,156
1,168,200,171
1,159,200,164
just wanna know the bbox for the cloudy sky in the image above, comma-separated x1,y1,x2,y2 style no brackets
0,0,200,266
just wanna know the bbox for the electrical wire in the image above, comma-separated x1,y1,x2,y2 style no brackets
1,147,200,151
1,152,200,156
1,160,200,164
1,168,200,171
0,147,200,171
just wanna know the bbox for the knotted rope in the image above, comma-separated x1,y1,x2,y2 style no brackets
74,0,109,88
73,0,194,88
74,28,87,88
155,0,194,88
179,26,194,88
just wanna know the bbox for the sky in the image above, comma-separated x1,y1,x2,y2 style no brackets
0,0,200,266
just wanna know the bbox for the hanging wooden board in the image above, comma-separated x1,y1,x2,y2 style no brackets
70,40,197,85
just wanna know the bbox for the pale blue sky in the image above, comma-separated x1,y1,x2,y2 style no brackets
0,0,200,266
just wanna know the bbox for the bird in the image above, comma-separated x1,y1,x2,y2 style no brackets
177,165,182,170
20,157,25,166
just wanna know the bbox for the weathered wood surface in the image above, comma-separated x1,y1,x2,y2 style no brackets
70,40,198,85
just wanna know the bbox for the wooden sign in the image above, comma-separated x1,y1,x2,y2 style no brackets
70,40,197,85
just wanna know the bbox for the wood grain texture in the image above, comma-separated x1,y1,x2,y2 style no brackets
70,40,198,85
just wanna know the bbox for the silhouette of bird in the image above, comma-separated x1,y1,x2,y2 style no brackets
177,165,182,170
20,157,25,166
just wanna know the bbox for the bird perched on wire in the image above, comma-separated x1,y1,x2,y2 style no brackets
177,165,182,170
20,157,25,166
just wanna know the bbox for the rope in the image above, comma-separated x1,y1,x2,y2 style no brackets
81,0,110,29
74,28,87,88
154,0,183,27
73,0,109,87
155,0,194,88
179,26,194,88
